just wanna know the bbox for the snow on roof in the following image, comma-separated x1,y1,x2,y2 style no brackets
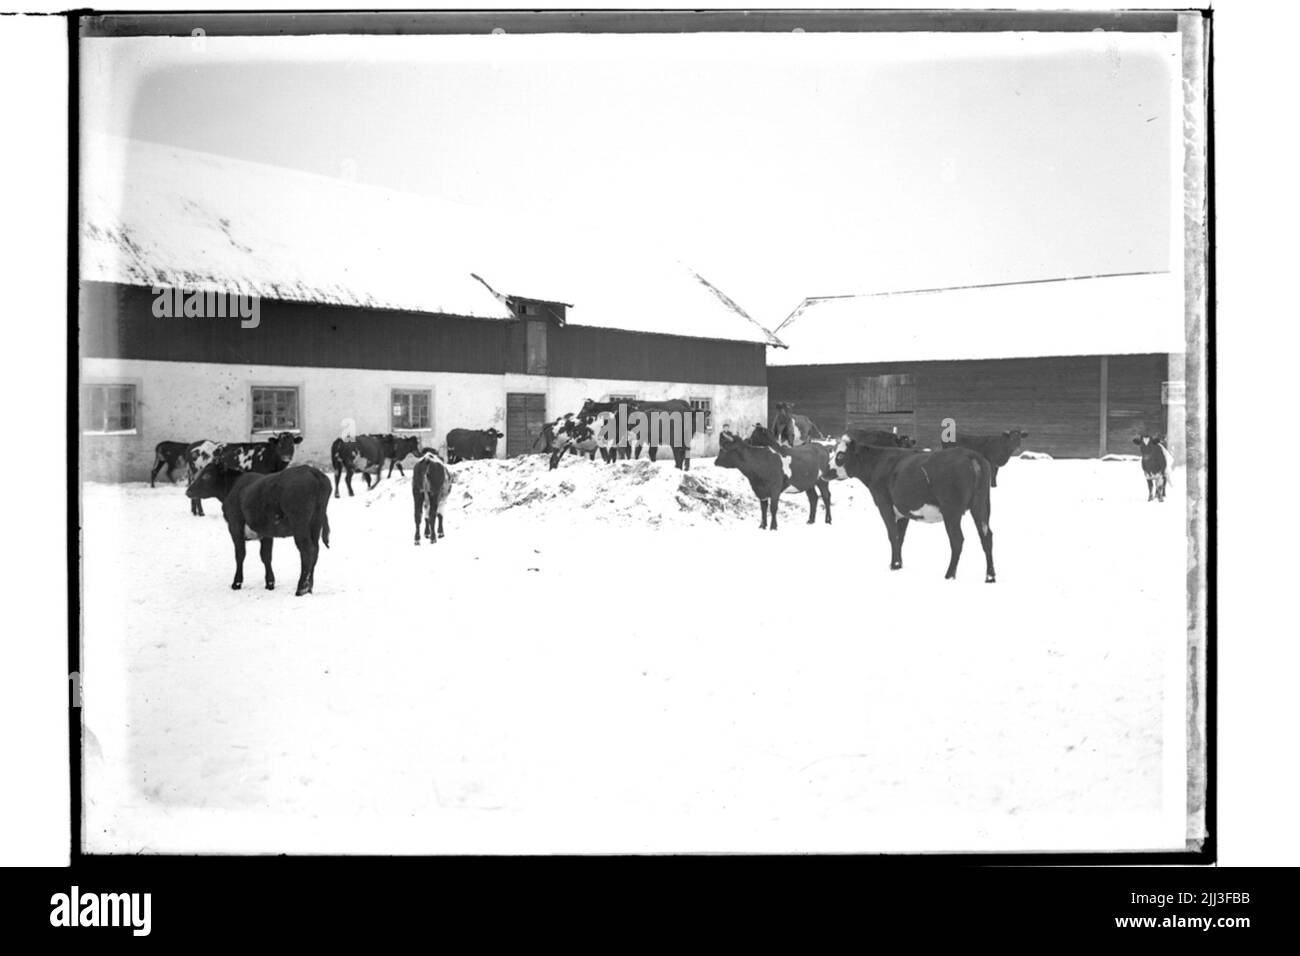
768,271,1185,366
81,135,780,345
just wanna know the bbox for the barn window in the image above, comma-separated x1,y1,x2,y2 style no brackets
82,383,136,433
846,374,915,415
251,386,300,432
689,397,713,432
391,389,432,430
608,393,637,404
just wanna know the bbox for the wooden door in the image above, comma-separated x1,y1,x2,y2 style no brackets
506,393,548,456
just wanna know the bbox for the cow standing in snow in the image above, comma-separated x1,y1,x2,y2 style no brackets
1133,435,1170,502
186,432,300,517
713,426,832,530
412,449,452,545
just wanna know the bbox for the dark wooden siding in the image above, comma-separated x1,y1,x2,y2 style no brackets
768,354,1170,459
548,325,766,386
1106,353,1168,454
82,281,766,386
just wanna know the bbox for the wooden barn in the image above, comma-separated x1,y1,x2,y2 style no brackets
766,273,1186,459
79,136,780,481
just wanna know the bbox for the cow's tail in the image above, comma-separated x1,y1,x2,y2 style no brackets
317,472,332,548
970,454,992,526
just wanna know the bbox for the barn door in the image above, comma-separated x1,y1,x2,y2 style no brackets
506,393,547,457
845,373,918,439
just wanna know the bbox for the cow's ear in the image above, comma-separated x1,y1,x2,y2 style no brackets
293,435,303,444
1132,437,1142,446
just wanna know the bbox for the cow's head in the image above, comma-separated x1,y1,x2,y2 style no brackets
1133,434,1165,450
268,431,303,463
185,462,241,502
1002,429,1028,452
895,433,917,448
714,431,747,471
830,435,861,480
747,423,777,447
393,434,421,458
578,398,599,418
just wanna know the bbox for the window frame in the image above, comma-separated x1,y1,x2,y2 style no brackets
249,384,303,435
688,396,713,433
81,380,140,435
390,387,434,432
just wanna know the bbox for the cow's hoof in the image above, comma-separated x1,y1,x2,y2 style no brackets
945,573,956,580
266,582,275,590
890,563,902,571
806,519,815,525
986,574,996,583
231,583,241,590
295,587,311,597
414,541,420,546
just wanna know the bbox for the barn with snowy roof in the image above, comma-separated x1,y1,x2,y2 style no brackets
766,272,1187,460
79,136,781,480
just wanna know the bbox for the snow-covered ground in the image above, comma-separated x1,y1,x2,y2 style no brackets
81,453,1189,854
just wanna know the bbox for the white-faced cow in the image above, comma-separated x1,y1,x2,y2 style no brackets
835,435,996,582
1132,434,1170,502
940,429,1028,488
770,402,825,446
445,427,503,464
411,449,452,545
330,433,420,497
185,463,332,596
713,426,832,530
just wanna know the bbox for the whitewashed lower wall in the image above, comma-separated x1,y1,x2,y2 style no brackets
80,358,767,481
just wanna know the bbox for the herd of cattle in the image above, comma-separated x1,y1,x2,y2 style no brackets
146,398,1171,596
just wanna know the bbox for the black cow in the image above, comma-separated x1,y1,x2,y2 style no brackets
847,428,918,449
185,464,331,596
150,439,210,487
770,402,824,446
412,449,452,545
446,427,503,464
186,433,300,517
941,429,1028,488
714,427,831,530
330,433,420,497
1133,435,1170,502
834,436,995,582
624,399,696,470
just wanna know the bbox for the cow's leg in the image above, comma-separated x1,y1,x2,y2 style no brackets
436,510,444,539
819,479,832,525
990,465,999,488
344,467,357,497
875,502,903,570
647,446,658,462
191,498,203,517
230,534,246,590
759,498,768,530
413,494,423,545
1146,477,1154,501
805,488,818,524
333,463,343,498
260,537,275,590
942,512,965,580
294,531,317,596
896,515,910,548
769,495,779,531
149,456,166,487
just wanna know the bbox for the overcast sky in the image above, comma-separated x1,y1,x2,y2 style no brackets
83,31,1181,329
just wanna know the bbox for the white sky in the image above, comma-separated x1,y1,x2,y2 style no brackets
82,31,1182,330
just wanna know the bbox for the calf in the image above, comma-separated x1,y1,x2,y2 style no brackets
835,436,995,582
1133,435,1170,502
151,439,210,487
941,429,1028,488
412,449,452,544
548,414,602,470
186,463,332,595
381,433,422,478
771,402,824,446
185,440,220,516
446,427,503,464
714,427,831,530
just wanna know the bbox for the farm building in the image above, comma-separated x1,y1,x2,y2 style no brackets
79,136,780,481
766,272,1186,460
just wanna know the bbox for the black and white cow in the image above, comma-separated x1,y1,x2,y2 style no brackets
1133,435,1170,502
713,426,832,530
330,433,421,497
941,429,1028,488
835,435,995,582
186,432,301,517
548,414,601,470
411,449,452,545
185,463,332,596
446,427,503,464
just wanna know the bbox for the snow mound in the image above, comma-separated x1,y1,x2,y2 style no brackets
1099,454,1140,463
1018,451,1054,460
363,454,758,528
